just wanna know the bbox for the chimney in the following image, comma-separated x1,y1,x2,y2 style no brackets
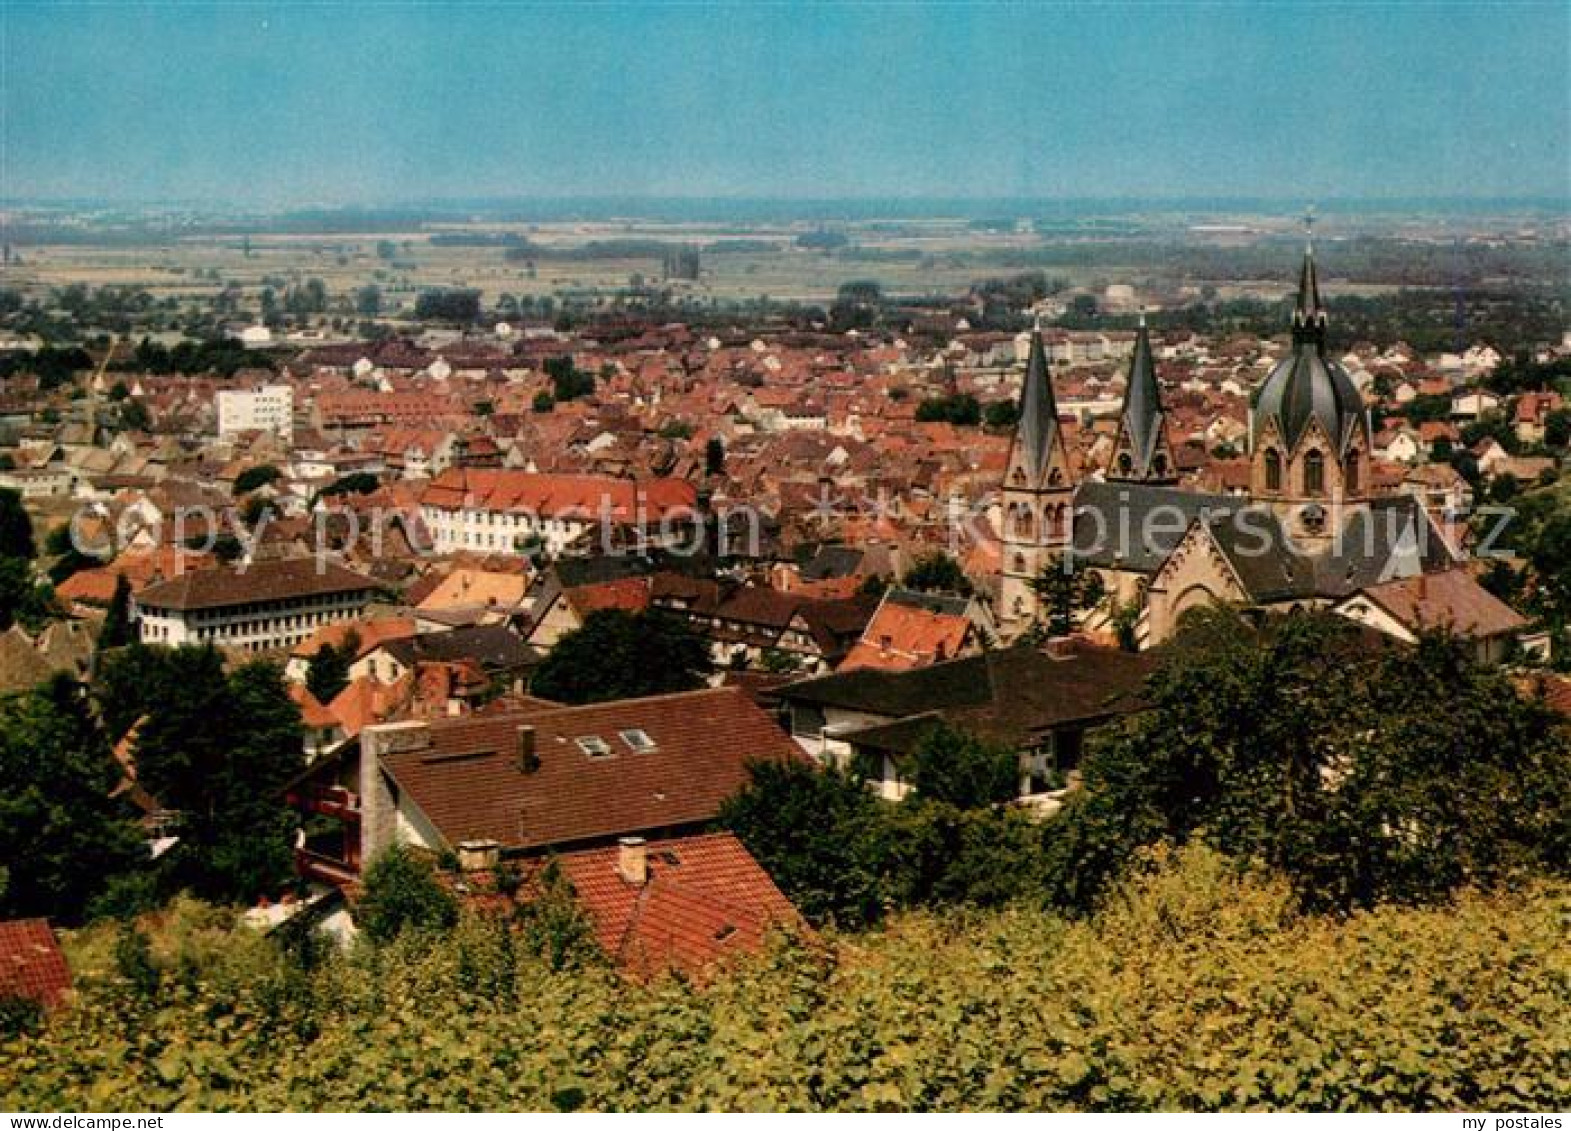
516,725,538,773
359,719,432,864
457,839,500,873
617,836,648,886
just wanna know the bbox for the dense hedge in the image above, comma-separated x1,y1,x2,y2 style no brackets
5,846,1566,1112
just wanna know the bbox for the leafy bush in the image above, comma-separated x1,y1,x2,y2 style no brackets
355,846,459,944
4,848,1566,1111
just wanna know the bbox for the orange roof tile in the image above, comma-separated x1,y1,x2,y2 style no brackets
0,919,71,1008
552,832,802,979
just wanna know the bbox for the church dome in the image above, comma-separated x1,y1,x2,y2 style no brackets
1253,345,1365,453
1252,237,1367,455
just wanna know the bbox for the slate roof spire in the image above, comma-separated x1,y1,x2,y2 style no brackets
1015,318,1063,482
1111,308,1170,479
1291,207,1327,347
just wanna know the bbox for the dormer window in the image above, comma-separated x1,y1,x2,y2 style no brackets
619,728,656,752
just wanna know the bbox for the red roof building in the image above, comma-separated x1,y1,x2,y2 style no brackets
362,686,805,859
543,832,803,979
0,919,71,1009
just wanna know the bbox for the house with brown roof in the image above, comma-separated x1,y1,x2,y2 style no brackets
1332,569,1540,663
315,686,804,882
777,638,1154,812
135,558,380,652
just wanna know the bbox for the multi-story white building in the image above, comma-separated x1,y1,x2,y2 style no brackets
419,469,699,557
135,558,379,652
217,384,294,441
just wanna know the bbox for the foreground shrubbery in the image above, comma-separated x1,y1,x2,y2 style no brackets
4,846,1566,1111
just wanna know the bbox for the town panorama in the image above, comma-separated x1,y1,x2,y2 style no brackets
1,2,1567,1118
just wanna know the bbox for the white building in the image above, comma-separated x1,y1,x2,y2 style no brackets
419,469,699,557
217,384,294,441
135,558,379,652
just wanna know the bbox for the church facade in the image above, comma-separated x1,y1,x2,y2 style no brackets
998,238,1494,650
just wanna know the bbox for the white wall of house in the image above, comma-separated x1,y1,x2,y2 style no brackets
217,385,294,440
136,588,372,652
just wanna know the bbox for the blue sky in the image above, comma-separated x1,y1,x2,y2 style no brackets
3,2,1567,204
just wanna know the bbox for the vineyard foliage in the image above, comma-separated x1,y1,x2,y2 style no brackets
4,845,1567,1112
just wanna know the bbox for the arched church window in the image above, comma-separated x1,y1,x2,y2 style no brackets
1152,453,1167,477
1344,452,1360,493
1013,554,1027,574
1304,449,1325,495
1010,504,1032,538
1011,469,1025,486
1117,453,1133,475
1048,468,1064,487
1264,449,1283,492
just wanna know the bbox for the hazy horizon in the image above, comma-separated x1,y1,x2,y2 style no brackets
3,2,1568,207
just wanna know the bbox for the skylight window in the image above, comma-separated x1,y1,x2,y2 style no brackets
619,728,657,752
576,735,613,759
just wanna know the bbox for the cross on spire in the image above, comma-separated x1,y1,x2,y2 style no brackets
1304,205,1316,254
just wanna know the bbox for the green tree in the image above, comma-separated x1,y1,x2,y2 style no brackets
720,759,891,928
0,557,60,632
984,400,1021,431
305,631,358,705
356,844,458,944
915,394,982,427
1544,408,1571,449
0,675,145,923
118,400,150,432
1050,606,1571,913
96,573,135,652
233,465,281,495
97,647,304,903
901,551,972,596
0,487,36,559
531,609,710,705
1029,558,1106,637
907,722,1019,810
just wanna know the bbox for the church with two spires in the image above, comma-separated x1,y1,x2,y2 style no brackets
998,236,1527,656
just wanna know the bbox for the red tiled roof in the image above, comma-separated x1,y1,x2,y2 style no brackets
377,686,804,853
0,919,71,1008
567,576,651,617
420,468,697,522
290,616,418,661
842,601,972,672
552,832,802,979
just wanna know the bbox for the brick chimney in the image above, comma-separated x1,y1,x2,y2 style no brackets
516,725,538,773
617,836,648,886
1044,635,1076,660
457,839,500,873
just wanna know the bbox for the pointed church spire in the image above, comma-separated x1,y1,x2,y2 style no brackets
1291,207,1327,347
1015,323,1063,482
1108,311,1174,483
